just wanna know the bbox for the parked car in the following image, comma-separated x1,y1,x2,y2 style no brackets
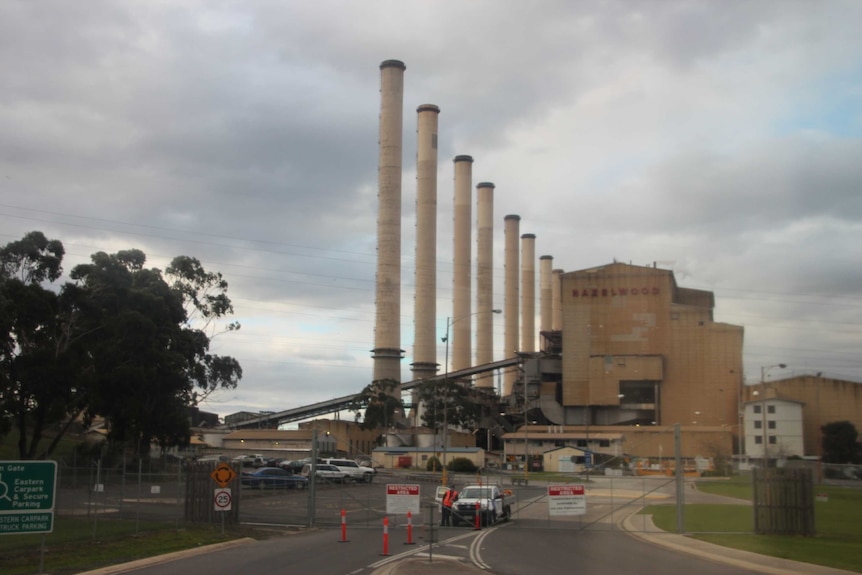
278,459,306,474
241,467,308,489
323,458,376,483
232,454,266,468
195,454,230,464
301,463,347,483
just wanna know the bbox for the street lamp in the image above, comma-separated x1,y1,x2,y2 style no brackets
440,308,501,485
759,363,787,466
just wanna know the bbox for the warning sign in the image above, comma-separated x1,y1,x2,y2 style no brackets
385,484,420,515
214,488,232,511
210,463,237,488
547,484,586,516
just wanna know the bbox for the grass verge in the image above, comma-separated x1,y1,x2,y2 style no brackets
643,480,862,573
0,518,264,575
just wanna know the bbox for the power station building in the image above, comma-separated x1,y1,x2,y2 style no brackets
503,262,741,465
559,262,742,431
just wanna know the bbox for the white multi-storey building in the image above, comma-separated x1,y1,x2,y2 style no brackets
744,397,805,462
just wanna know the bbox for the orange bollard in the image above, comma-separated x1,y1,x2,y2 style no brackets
381,516,390,556
339,508,348,542
474,502,481,530
404,511,415,545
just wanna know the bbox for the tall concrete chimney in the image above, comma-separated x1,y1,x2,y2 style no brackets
539,255,553,340
412,104,440,384
521,234,536,353
372,60,406,387
503,214,520,396
475,182,495,385
451,155,473,373
552,268,563,331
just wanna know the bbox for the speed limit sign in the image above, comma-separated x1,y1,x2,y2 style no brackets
214,488,232,511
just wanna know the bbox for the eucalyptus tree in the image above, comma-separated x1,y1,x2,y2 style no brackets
348,378,404,432
0,231,242,459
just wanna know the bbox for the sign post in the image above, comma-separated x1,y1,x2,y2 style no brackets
0,461,57,535
210,462,237,535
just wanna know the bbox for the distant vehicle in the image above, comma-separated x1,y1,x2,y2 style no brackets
323,458,376,483
453,484,513,526
434,485,449,505
278,459,306,474
301,463,347,483
241,467,308,489
195,454,230,464
232,454,266,467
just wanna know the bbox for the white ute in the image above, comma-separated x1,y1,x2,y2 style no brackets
452,484,514,526
323,458,376,483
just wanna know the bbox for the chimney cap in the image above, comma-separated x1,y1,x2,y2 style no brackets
540,255,553,260
417,104,440,113
504,214,521,221
521,233,536,239
380,59,406,70
477,182,495,189
453,155,474,163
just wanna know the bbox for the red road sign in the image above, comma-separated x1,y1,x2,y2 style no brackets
386,484,420,496
548,484,585,496
214,488,232,511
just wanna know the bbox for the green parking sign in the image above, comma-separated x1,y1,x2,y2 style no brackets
0,461,57,534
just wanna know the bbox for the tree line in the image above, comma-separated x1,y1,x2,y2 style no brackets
0,231,242,459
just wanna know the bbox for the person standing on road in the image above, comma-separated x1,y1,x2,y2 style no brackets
441,484,458,526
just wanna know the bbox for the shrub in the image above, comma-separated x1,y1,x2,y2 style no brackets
426,456,442,471
448,457,477,472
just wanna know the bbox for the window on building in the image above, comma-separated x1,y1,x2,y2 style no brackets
754,420,762,429
619,380,656,405
767,405,776,414
599,440,610,448
576,439,586,448
753,405,762,414
768,421,776,429
754,436,762,444
768,436,777,445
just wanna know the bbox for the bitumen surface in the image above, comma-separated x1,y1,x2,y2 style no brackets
78,481,858,575
370,509,858,575
77,510,857,575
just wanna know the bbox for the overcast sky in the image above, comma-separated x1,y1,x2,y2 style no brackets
2,1,861,421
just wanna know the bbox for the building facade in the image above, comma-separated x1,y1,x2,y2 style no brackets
546,263,743,447
743,397,804,460
743,375,862,458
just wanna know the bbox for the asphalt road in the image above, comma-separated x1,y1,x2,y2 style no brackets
89,520,765,575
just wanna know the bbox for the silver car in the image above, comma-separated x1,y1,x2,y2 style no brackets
301,463,346,483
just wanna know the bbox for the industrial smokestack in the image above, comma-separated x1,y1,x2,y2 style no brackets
451,155,473,373
503,214,520,396
372,60,406,387
521,234,536,354
540,255,553,338
412,104,440,384
552,268,563,331
475,182,495,383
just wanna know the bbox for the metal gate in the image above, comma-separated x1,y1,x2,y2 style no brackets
503,474,679,532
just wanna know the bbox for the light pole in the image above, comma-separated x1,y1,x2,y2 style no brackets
584,393,624,472
440,308,501,485
759,363,787,466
